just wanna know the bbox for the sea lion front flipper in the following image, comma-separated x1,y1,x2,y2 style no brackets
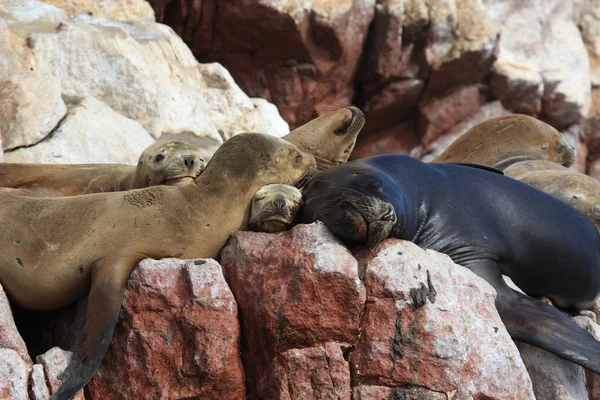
51,258,135,400
466,260,600,374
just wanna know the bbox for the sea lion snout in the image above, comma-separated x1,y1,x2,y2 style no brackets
183,155,196,168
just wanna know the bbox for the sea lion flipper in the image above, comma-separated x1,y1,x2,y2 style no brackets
50,259,133,400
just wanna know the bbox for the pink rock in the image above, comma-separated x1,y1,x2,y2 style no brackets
30,364,50,400
220,222,366,398
0,348,28,400
86,258,245,400
516,342,587,400
350,120,419,159
261,343,350,400
353,385,446,400
588,370,600,400
0,282,32,366
350,239,535,399
35,347,84,400
418,85,488,147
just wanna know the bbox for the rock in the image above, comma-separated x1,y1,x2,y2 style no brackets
0,72,67,151
191,0,376,128
43,0,155,21
26,14,287,141
36,347,85,400
261,343,351,400
0,283,31,367
580,0,600,87
4,96,154,164
416,101,510,161
561,124,588,173
588,156,600,181
86,258,246,400
220,222,366,398
572,314,600,341
349,239,535,399
0,18,31,79
350,120,419,159
588,370,600,400
0,0,66,36
489,0,590,129
0,348,29,400
227,98,290,139
352,385,446,400
418,85,487,146
516,342,588,400
30,364,50,400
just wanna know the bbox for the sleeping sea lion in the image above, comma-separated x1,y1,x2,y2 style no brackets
0,140,206,196
249,184,303,233
0,133,316,399
432,114,575,170
299,155,600,373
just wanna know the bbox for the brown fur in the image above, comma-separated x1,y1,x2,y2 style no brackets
249,184,302,233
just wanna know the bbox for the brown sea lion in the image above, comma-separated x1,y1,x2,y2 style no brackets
504,160,600,231
0,133,316,399
249,184,303,233
432,114,575,170
0,141,206,197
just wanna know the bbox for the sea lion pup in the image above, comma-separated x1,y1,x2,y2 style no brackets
0,133,316,400
299,155,600,373
249,184,303,233
0,140,206,197
282,106,365,170
504,160,600,231
432,114,576,170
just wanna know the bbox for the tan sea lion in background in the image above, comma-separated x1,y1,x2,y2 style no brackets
0,141,206,197
432,114,575,170
0,133,316,400
504,160,600,231
249,184,302,233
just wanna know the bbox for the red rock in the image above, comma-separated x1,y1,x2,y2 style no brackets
0,282,32,366
350,120,419,159
349,239,535,399
36,347,85,400
582,114,600,158
418,85,488,147
220,222,366,398
0,348,28,400
353,385,446,400
588,370,600,400
261,343,350,400
516,343,587,400
30,364,50,400
86,258,245,400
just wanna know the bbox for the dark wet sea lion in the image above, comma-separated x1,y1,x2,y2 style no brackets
249,184,303,233
299,155,600,373
0,133,316,399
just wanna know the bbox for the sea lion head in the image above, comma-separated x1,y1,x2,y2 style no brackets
249,184,303,233
135,140,206,187
200,132,317,191
284,106,365,170
299,166,396,246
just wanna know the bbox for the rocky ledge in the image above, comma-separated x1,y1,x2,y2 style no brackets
2,223,599,399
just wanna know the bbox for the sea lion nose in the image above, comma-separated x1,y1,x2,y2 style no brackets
183,156,195,167
273,199,286,211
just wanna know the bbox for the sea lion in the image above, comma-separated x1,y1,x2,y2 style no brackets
0,133,316,399
299,155,600,373
249,184,303,233
504,160,600,231
0,141,206,197
432,114,576,170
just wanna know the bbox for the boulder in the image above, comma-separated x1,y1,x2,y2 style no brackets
0,282,31,367
0,71,66,151
589,370,600,400
0,348,29,400
220,222,366,398
349,239,535,399
350,120,419,159
86,258,246,400
3,96,154,164
580,0,600,87
36,347,85,400
42,0,155,21
30,363,50,400
353,385,446,400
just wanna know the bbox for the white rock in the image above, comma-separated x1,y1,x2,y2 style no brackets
0,0,66,35
43,0,155,21
30,363,51,400
4,96,154,164
0,72,67,150
36,347,84,399
0,348,29,400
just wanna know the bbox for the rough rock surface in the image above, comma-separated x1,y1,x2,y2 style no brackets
0,283,31,367
30,364,50,400
350,120,419,159
36,347,85,400
350,239,535,399
589,370,600,400
0,348,29,400
353,385,446,399
86,258,246,400
43,0,155,21
517,343,587,400
0,71,66,151
221,222,366,398
4,96,154,164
